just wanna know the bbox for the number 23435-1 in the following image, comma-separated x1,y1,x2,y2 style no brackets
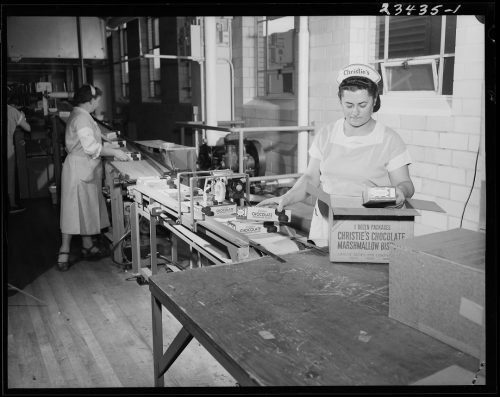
380,3,462,16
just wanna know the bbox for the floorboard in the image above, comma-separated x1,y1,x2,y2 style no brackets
6,198,237,389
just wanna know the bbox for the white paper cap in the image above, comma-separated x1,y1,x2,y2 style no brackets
337,64,381,85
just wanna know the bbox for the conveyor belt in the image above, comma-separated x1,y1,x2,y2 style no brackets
121,138,172,176
108,159,169,181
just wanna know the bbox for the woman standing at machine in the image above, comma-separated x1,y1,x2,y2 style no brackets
56,84,130,271
258,63,415,246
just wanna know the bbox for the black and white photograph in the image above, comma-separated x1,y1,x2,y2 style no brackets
1,1,496,393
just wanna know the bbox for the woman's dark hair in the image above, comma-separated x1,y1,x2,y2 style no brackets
338,76,381,112
72,84,102,106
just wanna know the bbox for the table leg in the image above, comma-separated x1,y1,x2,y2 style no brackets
131,203,141,274
151,294,164,387
105,164,124,264
171,234,178,265
150,212,158,275
158,327,193,379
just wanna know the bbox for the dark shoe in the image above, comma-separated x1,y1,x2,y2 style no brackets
56,251,70,272
81,245,109,261
9,205,26,214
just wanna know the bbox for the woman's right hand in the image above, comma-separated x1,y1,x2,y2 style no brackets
256,194,291,212
113,149,130,161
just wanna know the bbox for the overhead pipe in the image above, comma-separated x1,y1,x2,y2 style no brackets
297,16,310,173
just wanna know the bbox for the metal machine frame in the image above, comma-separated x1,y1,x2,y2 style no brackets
129,170,257,281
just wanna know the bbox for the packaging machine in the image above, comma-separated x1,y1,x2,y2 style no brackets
126,169,310,281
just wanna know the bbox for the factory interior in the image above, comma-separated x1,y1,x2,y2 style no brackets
3,8,496,391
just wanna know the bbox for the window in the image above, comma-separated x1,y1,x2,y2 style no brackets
256,16,296,97
373,15,456,95
177,17,196,103
119,23,129,98
147,17,161,98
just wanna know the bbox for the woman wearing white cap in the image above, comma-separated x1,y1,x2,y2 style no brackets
56,84,130,271
258,63,414,246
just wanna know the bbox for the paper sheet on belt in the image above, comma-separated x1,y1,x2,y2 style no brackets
249,233,301,255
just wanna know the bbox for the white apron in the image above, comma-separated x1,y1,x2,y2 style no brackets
307,119,412,246
60,108,109,235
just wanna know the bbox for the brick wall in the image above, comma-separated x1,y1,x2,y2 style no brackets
309,16,351,126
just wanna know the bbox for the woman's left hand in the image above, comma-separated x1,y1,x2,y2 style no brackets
390,186,406,208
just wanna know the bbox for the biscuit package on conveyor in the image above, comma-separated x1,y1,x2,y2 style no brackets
236,206,291,223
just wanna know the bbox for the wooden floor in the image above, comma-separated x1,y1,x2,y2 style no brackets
6,198,237,389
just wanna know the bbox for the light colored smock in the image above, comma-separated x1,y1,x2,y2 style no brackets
60,106,109,235
307,119,412,246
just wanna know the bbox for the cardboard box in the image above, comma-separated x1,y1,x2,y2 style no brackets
305,183,444,263
205,204,237,217
389,228,485,359
227,220,278,234
329,207,418,263
103,139,125,148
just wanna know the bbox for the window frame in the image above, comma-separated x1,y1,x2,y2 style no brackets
146,17,161,99
118,23,129,100
256,16,296,99
381,58,438,94
373,15,455,97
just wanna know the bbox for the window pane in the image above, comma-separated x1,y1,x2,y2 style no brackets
376,16,386,59
123,29,128,55
386,63,435,91
444,16,457,53
442,57,455,95
257,16,295,97
154,81,161,97
147,18,152,51
388,16,442,58
154,18,160,46
266,17,294,69
267,71,283,94
282,72,293,94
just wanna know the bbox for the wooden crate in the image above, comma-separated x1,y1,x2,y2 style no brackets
389,228,485,359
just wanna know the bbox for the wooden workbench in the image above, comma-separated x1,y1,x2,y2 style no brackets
149,249,479,387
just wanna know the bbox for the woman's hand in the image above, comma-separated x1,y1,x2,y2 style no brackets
388,166,414,209
392,185,406,208
256,192,297,211
256,195,285,211
113,149,130,161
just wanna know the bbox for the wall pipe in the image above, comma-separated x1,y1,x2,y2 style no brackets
76,17,86,85
297,16,310,173
204,17,223,146
218,58,235,120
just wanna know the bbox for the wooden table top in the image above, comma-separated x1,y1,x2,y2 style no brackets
149,250,478,386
